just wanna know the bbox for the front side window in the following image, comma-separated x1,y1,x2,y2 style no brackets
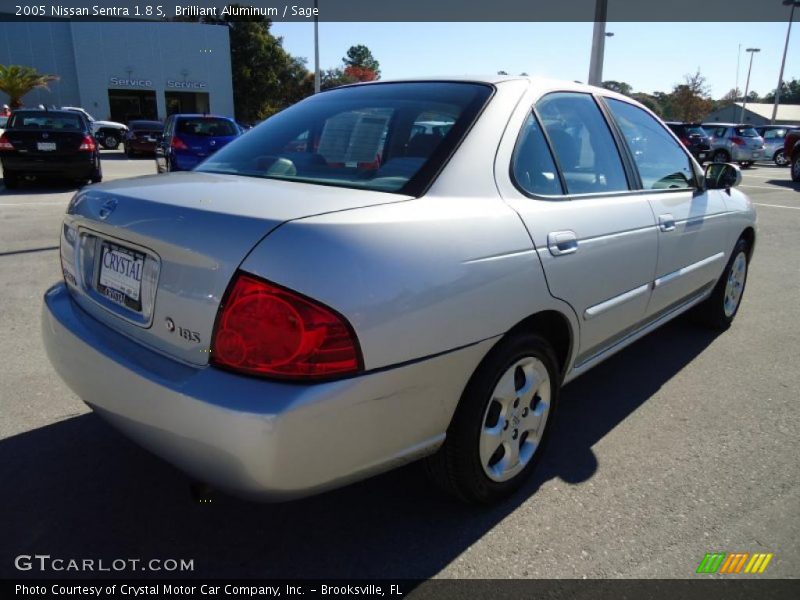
512,113,563,196
762,128,786,140
734,126,760,138
197,82,492,194
535,92,629,195
605,98,695,191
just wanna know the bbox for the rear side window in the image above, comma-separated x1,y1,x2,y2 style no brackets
512,113,564,196
535,92,629,195
196,82,493,194
762,128,786,140
177,118,238,137
735,127,759,138
9,113,83,130
605,98,695,191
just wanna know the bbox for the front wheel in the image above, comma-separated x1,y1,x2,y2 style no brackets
773,150,788,167
425,332,560,504
739,161,753,169
693,238,750,330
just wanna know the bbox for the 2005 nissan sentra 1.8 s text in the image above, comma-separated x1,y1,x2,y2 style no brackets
42,77,756,504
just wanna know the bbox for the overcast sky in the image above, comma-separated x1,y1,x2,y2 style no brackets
272,21,799,99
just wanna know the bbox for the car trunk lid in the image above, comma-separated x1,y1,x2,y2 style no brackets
60,171,411,366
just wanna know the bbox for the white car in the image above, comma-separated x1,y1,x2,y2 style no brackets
61,106,128,150
43,77,756,503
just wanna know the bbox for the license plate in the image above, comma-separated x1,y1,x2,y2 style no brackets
145,136,155,142
37,142,56,151
97,242,145,312
698,153,707,160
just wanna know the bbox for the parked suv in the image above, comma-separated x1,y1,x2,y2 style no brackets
701,123,765,168
665,122,712,164
43,78,756,504
785,128,800,182
62,107,128,150
755,124,798,166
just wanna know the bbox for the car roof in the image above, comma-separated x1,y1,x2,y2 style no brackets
171,114,234,119
11,109,84,116
702,122,753,127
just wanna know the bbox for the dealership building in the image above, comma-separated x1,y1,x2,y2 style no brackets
0,21,234,122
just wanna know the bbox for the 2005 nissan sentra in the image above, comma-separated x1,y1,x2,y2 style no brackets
42,77,756,504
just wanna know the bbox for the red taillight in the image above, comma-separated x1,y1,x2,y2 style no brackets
78,135,96,151
211,273,362,380
0,133,13,151
731,136,745,146
679,136,691,146
171,136,188,150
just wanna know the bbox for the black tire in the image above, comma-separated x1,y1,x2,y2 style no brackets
125,145,135,158
738,161,753,169
90,165,102,184
102,133,119,150
713,150,730,163
424,332,560,504
693,237,750,330
2,171,19,189
792,153,800,183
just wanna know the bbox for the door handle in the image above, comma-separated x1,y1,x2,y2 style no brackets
659,214,676,232
547,230,578,256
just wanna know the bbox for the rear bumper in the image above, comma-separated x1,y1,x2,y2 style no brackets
42,283,492,500
731,147,763,161
2,155,95,176
172,153,202,171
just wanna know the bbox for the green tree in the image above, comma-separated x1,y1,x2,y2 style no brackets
764,78,800,105
602,80,633,96
0,64,59,109
175,4,313,121
342,44,381,80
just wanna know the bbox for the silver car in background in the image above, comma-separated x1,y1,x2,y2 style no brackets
702,122,765,168
755,125,799,166
43,77,756,504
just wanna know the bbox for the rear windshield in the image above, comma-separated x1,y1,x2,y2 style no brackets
686,126,707,136
8,112,84,130
735,127,759,137
177,118,238,137
196,82,493,194
130,121,163,131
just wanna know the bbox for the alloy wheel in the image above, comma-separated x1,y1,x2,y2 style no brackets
479,356,551,483
724,251,747,318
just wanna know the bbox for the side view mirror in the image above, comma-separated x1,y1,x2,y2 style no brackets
704,162,742,192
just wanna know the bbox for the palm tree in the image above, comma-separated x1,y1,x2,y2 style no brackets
0,64,59,109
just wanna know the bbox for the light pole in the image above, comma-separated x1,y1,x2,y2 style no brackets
588,0,609,86
771,0,800,123
739,47,760,123
313,0,320,94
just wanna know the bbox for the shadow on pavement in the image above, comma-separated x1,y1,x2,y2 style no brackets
0,318,719,579
764,179,799,191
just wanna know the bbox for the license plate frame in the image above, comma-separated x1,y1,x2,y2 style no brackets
96,241,146,313
37,142,56,151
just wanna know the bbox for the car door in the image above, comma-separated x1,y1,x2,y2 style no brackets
495,91,659,367
603,98,731,318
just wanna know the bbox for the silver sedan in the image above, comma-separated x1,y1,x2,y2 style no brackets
42,76,756,503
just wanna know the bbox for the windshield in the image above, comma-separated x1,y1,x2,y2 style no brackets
8,112,84,130
735,127,759,137
196,82,493,194
177,118,238,137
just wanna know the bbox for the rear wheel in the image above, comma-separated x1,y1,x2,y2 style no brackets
102,133,119,150
125,144,135,158
693,238,749,330
2,171,19,189
792,153,800,182
713,150,730,163
425,332,560,504
738,161,753,169
90,164,102,184
773,149,788,167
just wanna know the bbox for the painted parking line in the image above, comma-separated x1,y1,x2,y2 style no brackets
741,184,796,191
753,203,800,210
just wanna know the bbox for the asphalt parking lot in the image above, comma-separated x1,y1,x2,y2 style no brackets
0,153,798,580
